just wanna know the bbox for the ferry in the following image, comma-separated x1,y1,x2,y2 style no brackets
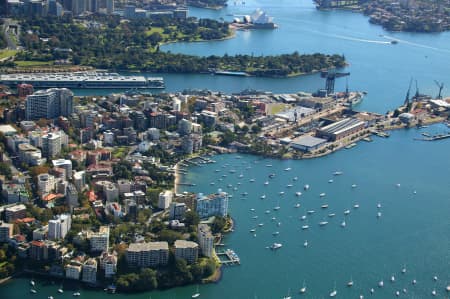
0,72,164,89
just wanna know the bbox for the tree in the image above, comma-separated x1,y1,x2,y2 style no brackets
0,162,12,179
159,229,183,245
203,258,216,277
211,216,226,234
139,268,158,290
184,211,200,227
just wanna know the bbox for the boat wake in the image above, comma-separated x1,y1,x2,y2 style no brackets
298,27,391,45
382,35,450,53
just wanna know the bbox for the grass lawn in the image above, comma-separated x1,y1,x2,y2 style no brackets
0,50,18,60
15,60,53,67
268,103,289,115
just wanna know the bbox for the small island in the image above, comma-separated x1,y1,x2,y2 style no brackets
0,16,346,77
314,0,450,32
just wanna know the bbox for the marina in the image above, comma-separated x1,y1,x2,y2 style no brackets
217,249,241,265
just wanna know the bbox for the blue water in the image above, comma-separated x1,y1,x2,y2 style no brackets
3,0,450,298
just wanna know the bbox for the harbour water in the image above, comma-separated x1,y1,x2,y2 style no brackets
2,124,449,298
77,0,450,115
2,0,450,298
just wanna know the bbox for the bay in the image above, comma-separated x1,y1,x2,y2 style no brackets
2,0,450,298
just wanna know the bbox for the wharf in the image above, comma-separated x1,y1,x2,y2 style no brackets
414,133,450,141
217,249,241,265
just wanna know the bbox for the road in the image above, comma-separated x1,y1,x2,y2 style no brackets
2,18,20,50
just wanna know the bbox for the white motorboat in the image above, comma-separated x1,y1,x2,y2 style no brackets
344,210,350,215
378,280,384,288
301,225,309,230
272,231,279,236
294,203,301,208
265,210,270,214
279,191,285,195
58,287,64,293
303,240,308,247
351,184,357,188
402,288,407,293
30,289,37,294
433,275,438,281
239,174,244,178
300,215,307,220
241,192,248,196
391,275,395,282
286,184,293,188
273,206,281,211
304,184,310,190
264,181,269,185
370,288,374,294
252,216,258,219
377,212,382,218
30,280,35,286
258,223,264,227
295,192,302,196
321,204,329,209
412,279,417,285
341,220,346,227
328,213,335,217
284,167,291,171
319,221,329,226
395,290,400,296
270,243,282,250
307,210,315,214
293,177,298,181
261,194,266,199
401,266,406,274
432,289,437,296
271,217,276,221
48,296,54,299
250,179,255,182
319,193,326,197
329,289,337,297
377,203,382,208
73,292,81,297
333,171,343,176
250,208,255,211
396,183,401,187
250,229,256,233
353,204,359,209
266,164,272,167
210,182,215,185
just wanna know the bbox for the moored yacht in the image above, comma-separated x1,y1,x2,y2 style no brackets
270,243,282,250
319,221,329,226
319,193,326,197
304,184,310,190
295,192,302,196
344,209,351,215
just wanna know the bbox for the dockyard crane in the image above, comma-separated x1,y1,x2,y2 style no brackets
434,80,444,99
320,71,350,95
404,78,413,106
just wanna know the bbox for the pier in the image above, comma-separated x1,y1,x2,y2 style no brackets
217,249,241,265
414,133,450,141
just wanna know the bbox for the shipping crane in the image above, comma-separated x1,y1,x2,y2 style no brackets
321,71,350,95
404,78,413,106
434,80,444,99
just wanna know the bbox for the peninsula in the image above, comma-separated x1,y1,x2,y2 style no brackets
0,16,345,77
0,71,448,294
314,0,450,32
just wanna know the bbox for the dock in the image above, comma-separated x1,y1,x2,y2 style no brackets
217,249,240,265
414,133,450,141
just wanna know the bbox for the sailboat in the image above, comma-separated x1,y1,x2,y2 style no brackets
347,276,354,287
192,285,200,298
283,288,292,299
273,199,280,211
303,240,308,247
329,282,337,297
341,217,346,227
299,281,306,294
